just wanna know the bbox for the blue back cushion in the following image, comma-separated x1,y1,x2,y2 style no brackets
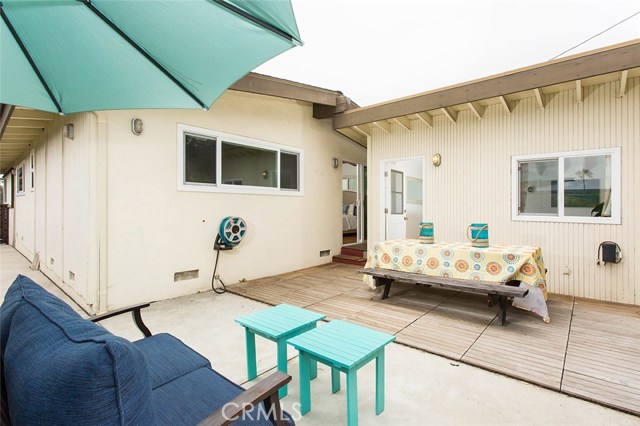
1,275,156,425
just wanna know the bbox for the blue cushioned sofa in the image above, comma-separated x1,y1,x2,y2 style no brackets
0,275,294,426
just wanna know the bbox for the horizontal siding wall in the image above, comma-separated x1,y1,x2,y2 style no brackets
368,77,639,305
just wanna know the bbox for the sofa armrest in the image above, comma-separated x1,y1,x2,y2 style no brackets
198,371,292,426
90,303,152,337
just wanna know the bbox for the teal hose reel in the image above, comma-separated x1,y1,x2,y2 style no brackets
212,216,247,294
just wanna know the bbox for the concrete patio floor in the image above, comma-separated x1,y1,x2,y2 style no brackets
1,245,638,426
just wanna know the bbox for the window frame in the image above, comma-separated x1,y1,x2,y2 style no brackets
16,163,25,196
511,148,621,224
30,152,35,191
177,124,304,196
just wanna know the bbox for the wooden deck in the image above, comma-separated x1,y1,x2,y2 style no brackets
228,263,640,416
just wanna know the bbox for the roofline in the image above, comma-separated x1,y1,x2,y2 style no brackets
333,38,640,129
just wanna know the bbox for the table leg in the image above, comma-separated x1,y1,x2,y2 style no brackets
245,328,257,381
331,367,340,394
277,339,288,398
375,349,385,415
346,369,358,426
299,351,312,415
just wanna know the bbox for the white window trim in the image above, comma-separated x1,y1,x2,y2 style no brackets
29,152,35,192
16,162,25,197
176,123,304,196
511,148,621,224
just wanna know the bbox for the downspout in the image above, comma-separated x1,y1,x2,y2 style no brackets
88,111,108,313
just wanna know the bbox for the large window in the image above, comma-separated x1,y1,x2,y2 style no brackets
512,148,620,224
178,124,303,195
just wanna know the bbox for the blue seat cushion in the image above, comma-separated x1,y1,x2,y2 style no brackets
2,275,156,426
152,367,295,426
133,333,211,389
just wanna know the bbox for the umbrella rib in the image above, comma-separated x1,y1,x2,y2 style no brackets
210,0,295,43
0,4,63,114
78,0,208,110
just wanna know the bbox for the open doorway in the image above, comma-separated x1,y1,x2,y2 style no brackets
381,157,424,240
342,161,367,247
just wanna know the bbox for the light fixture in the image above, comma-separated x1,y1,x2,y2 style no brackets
332,158,339,169
261,170,269,179
432,153,441,167
63,123,74,140
131,118,144,135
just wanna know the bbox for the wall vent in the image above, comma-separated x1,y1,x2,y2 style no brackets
174,269,199,282
319,250,331,257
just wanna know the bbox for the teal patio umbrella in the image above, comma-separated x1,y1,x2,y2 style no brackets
0,0,302,114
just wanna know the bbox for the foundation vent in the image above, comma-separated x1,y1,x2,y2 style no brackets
174,269,199,282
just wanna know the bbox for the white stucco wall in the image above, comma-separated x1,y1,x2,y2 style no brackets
103,91,365,309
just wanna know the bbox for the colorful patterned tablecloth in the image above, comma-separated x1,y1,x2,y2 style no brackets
364,240,550,322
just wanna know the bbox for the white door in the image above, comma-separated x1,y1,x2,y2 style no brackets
385,169,406,240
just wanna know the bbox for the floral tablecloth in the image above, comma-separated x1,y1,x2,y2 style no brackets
364,240,550,322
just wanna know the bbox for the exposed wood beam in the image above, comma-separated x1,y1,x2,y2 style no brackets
3,127,44,136
0,104,15,138
575,80,583,103
0,142,34,147
352,125,371,138
441,108,457,124
618,70,628,97
533,88,545,110
372,121,391,134
392,116,411,131
231,72,338,106
6,118,48,129
0,134,37,141
498,96,512,114
467,102,485,119
11,109,55,121
413,112,433,128
333,40,640,129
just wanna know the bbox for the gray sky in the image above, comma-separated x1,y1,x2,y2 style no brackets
256,0,640,106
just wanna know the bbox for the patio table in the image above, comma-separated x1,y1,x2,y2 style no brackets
364,239,550,322
235,304,325,398
287,320,396,426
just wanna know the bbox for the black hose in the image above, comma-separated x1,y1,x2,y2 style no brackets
211,242,227,294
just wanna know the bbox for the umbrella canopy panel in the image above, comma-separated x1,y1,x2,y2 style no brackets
0,0,301,114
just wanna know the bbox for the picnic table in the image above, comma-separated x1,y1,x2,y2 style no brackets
364,239,550,322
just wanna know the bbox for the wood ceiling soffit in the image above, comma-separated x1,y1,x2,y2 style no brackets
575,80,583,103
372,121,391,133
533,88,545,110
332,42,640,129
414,112,433,128
352,125,371,137
392,116,411,131
6,119,48,129
467,102,485,119
618,70,628,97
441,107,457,124
498,96,512,114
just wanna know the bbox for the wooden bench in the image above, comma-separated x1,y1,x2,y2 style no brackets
359,268,529,326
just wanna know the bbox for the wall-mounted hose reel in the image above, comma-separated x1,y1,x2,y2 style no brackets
212,216,247,294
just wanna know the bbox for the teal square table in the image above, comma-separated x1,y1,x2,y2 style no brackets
287,320,396,426
235,304,326,398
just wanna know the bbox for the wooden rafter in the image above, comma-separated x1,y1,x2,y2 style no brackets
576,80,583,103
392,116,411,131
441,108,457,124
372,120,391,134
498,96,512,114
467,102,485,119
414,112,433,128
352,125,371,138
533,88,545,110
618,70,628,97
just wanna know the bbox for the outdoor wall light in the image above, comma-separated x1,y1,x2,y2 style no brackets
63,123,74,140
131,118,144,136
332,158,339,169
261,170,269,179
432,153,442,167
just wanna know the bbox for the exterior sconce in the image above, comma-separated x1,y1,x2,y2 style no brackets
332,158,339,169
63,123,74,140
432,153,441,167
131,118,144,136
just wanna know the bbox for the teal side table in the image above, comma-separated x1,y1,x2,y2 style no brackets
235,304,326,398
287,320,396,426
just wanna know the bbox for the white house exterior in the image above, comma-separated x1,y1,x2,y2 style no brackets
1,74,366,313
334,40,640,306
